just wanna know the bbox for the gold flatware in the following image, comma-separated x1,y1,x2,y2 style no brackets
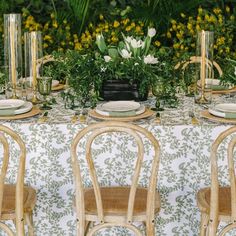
189,111,199,125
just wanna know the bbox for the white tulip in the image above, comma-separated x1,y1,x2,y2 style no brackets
120,49,132,59
125,36,133,43
234,66,236,76
130,39,143,49
144,55,159,64
148,28,156,38
104,55,112,62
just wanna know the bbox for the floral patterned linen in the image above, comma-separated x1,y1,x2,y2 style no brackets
0,93,235,236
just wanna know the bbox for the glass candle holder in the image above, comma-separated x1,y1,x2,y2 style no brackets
24,31,43,104
4,14,22,99
195,31,214,104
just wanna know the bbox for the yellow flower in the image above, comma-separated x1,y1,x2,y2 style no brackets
171,19,176,25
173,43,180,49
181,13,186,18
213,8,222,15
50,13,55,19
66,25,70,31
187,23,192,30
44,35,52,41
111,36,118,43
226,6,230,13
58,48,64,52
191,43,195,48
43,43,48,48
167,31,171,38
230,15,235,21
198,7,203,14
99,14,104,20
125,26,132,32
197,16,201,22
196,24,201,31
44,23,49,30
130,22,135,28
52,21,58,28
113,20,120,28
225,47,230,53
154,40,161,47
61,41,66,46
122,18,130,25
135,26,142,33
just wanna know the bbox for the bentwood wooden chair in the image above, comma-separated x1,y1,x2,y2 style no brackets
71,121,161,236
0,125,36,236
197,126,236,236
175,56,223,78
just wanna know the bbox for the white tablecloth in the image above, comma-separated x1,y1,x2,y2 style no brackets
0,94,235,235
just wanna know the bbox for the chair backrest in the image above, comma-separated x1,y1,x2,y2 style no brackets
71,121,160,231
208,126,236,236
0,125,26,236
175,56,223,78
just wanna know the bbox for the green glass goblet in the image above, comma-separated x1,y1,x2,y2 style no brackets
37,77,52,110
152,80,166,111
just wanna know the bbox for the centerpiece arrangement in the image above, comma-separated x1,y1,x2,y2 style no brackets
45,28,179,108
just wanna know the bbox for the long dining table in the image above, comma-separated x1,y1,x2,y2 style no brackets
0,93,235,236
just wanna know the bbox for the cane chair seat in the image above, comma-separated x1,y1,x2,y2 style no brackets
83,187,160,219
197,187,232,220
0,184,36,220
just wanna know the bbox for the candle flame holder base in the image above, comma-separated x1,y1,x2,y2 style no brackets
195,94,209,104
31,91,41,104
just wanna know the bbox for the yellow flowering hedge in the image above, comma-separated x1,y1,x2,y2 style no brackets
19,11,162,54
0,6,235,61
168,6,236,59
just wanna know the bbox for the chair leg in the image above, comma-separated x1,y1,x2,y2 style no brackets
85,221,91,235
146,220,155,236
25,212,34,236
200,213,209,236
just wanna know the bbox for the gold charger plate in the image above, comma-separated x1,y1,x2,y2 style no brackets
89,108,154,122
201,110,236,124
0,107,41,120
52,84,65,91
212,86,236,94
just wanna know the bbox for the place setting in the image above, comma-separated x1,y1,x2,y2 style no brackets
0,98,40,120
88,100,155,122
201,103,236,124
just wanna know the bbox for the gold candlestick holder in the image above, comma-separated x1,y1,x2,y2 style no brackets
195,30,214,104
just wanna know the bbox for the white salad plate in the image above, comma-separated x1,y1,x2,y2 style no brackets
208,108,225,118
96,104,145,117
100,101,141,112
214,103,236,113
0,99,25,110
52,80,60,87
14,102,33,115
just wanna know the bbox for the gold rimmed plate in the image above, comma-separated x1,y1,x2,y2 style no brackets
0,106,41,120
52,84,65,91
201,110,236,124
89,108,154,122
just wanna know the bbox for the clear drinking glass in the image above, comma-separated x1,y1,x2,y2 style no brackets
37,77,52,110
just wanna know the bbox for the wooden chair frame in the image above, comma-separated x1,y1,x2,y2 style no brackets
175,56,223,78
71,121,161,236
198,126,236,236
0,125,26,235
